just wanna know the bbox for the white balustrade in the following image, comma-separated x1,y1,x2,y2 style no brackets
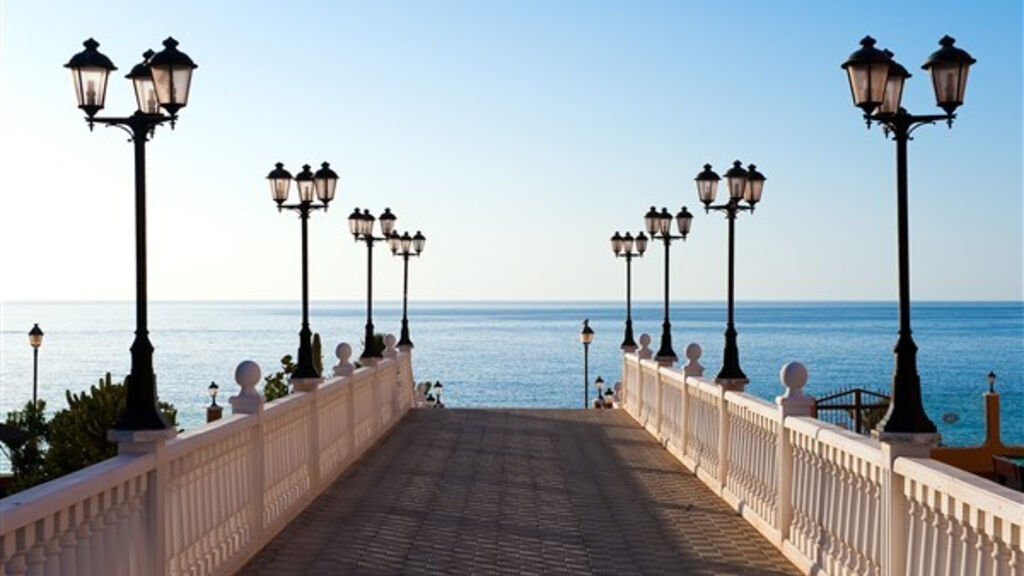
0,345,416,576
620,351,1024,576
896,456,1023,576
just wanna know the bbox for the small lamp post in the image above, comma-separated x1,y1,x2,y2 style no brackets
644,205,694,365
611,231,648,351
595,376,605,409
604,388,614,408
987,371,997,394
842,35,975,436
349,208,397,361
433,381,444,407
580,319,595,409
28,324,43,405
695,161,765,388
206,381,222,423
65,37,197,432
389,229,426,348
267,161,338,380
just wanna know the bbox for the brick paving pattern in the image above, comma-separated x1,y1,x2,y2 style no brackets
241,409,799,575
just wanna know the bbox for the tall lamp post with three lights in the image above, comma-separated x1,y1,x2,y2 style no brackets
65,37,196,432
842,35,975,437
266,161,338,383
643,206,693,365
389,230,426,349
695,161,765,388
610,231,648,352
349,208,397,362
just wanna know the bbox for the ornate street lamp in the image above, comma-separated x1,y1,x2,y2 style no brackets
611,231,648,351
349,208,397,361
28,324,43,405
579,319,594,409
594,376,605,409
267,161,338,380
696,161,765,388
65,38,196,432
842,35,975,436
643,205,693,365
389,229,426,348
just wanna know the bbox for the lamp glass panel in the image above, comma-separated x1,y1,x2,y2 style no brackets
315,177,337,203
697,179,718,204
877,73,905,114
744,180,764,204
930,62,968,108
634,234,648,254
269,178,290,203
400,235,413,253
658,213,671,235
413,234,425,253
379,216,395,236
622,234,634,254
847,62,889,108
296,179,315,203
132,77,160,114
726,175,745,200
151,66,194,110
72,67,110,109
676,213,692,236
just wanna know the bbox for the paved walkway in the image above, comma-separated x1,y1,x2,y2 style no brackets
242,410,799,575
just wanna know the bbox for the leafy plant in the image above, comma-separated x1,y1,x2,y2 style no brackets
1,373,178,495
1,400,49,492
262,333,324,402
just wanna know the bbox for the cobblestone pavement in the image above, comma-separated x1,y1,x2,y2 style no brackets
241,409,800,575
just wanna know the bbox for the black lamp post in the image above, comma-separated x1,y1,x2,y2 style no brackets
610,231,648,351
643,206,693,365
28,324,43,405
349,208,397,361
388,230,426,348
695,161,766,385
579,319,594,409
842,35,975,435
66,38,196,431
267,161,338,379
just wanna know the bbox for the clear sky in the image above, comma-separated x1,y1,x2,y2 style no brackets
0,0,1020,302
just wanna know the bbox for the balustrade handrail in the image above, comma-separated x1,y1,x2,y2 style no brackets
0,452,155,534
619,345,1023,576
896,456,1024,522
724,389,779,422
0,341,415,576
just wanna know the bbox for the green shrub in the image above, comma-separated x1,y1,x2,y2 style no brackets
1,373,177,495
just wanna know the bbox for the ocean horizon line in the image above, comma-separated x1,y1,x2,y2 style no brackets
2,298,1021,306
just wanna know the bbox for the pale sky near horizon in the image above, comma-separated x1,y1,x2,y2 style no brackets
0,0,1020,303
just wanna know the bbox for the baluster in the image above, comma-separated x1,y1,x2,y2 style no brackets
91,497,111,576
5,534,28,576
102,503,120,576
25,532,45,576
958,523,974,576
850,472,866,574
942,512,958,576
927,497,945,576
57,519,78,576
906,498,923,576
975,531,989,576
127,491,144,576
990,536,1006,576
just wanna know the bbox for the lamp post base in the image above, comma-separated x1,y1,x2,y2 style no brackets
714,377,749,392
291,377,324,393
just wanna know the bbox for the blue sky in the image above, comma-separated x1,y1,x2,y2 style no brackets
0,0,1020,301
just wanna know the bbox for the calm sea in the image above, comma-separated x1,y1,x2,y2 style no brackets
1,301,1021,450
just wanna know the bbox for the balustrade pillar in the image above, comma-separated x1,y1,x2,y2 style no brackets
682,343,704,458
776,362,815,544
231,360,266,545
878,437,936,576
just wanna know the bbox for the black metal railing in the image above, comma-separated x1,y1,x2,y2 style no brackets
815,387,891,435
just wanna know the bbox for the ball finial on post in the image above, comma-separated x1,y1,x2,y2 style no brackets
231,360,265,414
334,342,354,377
